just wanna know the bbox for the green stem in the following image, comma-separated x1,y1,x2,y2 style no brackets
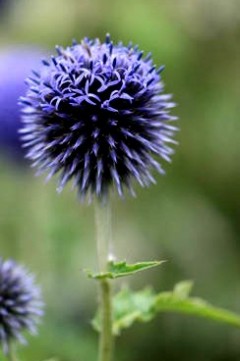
95,201,114,361
98,279,113,361
6,343,18,361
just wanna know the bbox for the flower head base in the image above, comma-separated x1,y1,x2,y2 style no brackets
0,258,44,354
20,34,177,201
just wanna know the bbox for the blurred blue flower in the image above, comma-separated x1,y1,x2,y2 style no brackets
0,47,46,161
0,258,44,354
20,35,177,200
0,0,8,14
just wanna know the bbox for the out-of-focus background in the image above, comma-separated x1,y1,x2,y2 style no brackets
0,0,240,360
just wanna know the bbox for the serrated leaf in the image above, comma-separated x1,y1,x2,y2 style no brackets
88,260,164,280
108,260,164,278
93,281,240,335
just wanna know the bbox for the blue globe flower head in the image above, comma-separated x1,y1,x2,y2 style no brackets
0,47,46,162
20,34,177,201
0,0,9,15
0,258,44,354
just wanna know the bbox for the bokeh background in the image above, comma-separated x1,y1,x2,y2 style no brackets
0,0,240,360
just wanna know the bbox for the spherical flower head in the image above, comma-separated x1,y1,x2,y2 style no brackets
0,258,44,354
0,47,46,161
20,34,177,201
0,0,9,15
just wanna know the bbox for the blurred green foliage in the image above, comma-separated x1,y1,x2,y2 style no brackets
0,0,240,360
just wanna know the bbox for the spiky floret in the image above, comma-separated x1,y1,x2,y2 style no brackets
0,258,44,354
20,34,177,200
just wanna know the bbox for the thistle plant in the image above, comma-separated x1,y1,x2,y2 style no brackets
0,258,44,361
19,34,240,361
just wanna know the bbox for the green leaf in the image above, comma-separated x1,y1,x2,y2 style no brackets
92,287,155,335
93,281,240,335
87,260,165,280
155,283,240,328
173,280,193,298
112,287,156,335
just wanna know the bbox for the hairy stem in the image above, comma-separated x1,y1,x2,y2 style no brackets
95,201,114,361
